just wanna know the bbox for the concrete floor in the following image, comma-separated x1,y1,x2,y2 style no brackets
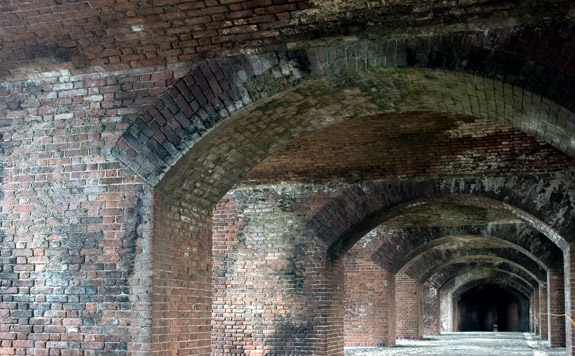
344,333,566,356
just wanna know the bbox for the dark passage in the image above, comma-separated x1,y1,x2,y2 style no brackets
456,285,529,332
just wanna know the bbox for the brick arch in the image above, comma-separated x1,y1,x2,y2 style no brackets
372,226,560,274
427,263,539,291
451,277,533,301
307,179,575,258
396,235,550,273
442,270,535,299
401,250,546,284
112,35,575,189
441,273,534,333
131,25,575,355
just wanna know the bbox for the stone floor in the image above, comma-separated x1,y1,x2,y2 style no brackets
344,332,566,356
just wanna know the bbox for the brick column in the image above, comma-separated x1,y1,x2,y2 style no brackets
153,193,212,356
211,190,348,356
549,267,566,347
533,288,540,336
565,244,575,356
451,295,458,331
439,290,451,332
344,244,396,347
423,283,441,335
540,281,549,340
395,272,423,339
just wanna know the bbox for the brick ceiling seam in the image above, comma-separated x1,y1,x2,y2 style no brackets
244,113,575,185
2,11,575,85
439,267,538,294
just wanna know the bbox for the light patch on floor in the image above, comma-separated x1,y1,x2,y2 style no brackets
344,332,565,356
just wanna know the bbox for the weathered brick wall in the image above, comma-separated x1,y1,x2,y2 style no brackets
211,188,345,356
344,235,395,347
549,268,566,347
540,281,549,341
1,16,575,353
1,0,574,79
423,283,440,335
152,192,212,355
566,243,575,353
0,67,160,355
395,272,423,339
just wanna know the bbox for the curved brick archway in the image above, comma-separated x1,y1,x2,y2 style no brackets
373,229,560,274
135,67,575,354
429,263,539,291
307,182,575,257
442,269,536,298
112,34,575,189
4,3,575,356
110,24,575,356
439,271,536,333
451,276,534,301
404,253,546,285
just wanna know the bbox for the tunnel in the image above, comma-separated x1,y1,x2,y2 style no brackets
456,284,529,332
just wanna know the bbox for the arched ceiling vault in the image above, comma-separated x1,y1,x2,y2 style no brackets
396,235,550,272
429,265,538,291
402,251,546,284
368,225,561,273
452,279,533,301
441,270,536,299
393,235,548,281
317,191,574,260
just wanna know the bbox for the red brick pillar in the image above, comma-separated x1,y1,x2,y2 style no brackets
549,267,566,347
540,281,549,340
344,254,396,347
439,290,451,332
533,288,540,336
326,258,346,356
211,191,347,356
423,283,441,335
395,272,423,339
565,244,575,356
386,277,397,346
153,192,212,356
452,297,458,331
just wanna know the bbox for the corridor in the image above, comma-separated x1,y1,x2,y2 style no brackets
344,333,566,356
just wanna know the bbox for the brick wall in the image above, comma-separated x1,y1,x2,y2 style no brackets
540,281,549,341
533,289,540,335
423,283,440,335
395,272,423,339
0,66,161,355
344,237,395,347
566,243,575,353
548,268,566,347
211,188,345,356
2,2,575,81
152,192,212,355
1,27,575,355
